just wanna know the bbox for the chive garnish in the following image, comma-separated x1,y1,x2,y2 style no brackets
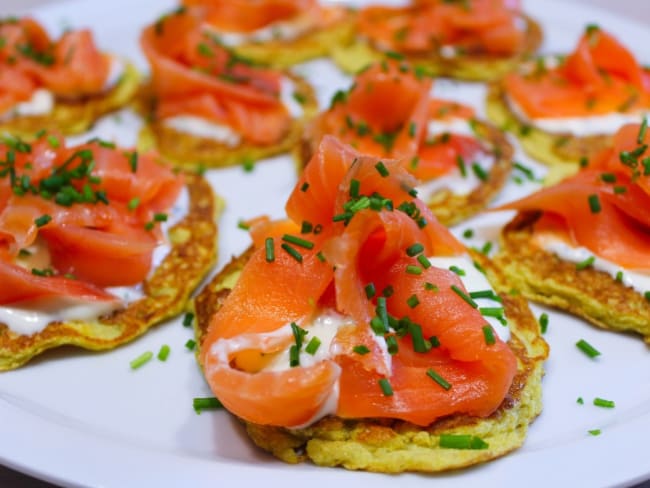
456,155,467,177
449,265,465,276
450,285,478,308
127,197,140,211
281,243,303,263
182,312,194,327
349,179,360,198
291,322,307,350
406,243,424,256
305,337,321,355
185,339,196,351
408,122,416,137
316,251,326,262
282,234,314,250
385,335,399,355
577,397,584,405
588,429,602,436
593,397,615,409
193,397,223,413
469,290,502,302
638,117,648,144
439,434,488,450
424,282,439,292
34,214,52,227
157,345,170,361
353,345,370,355
130,351,153,370
471,163,488,181
406,294,420,308
576,339,600,358
539,313,549,334
128,151,138,173
375,161,389,177
264,237,275,262
378,378,394,396
588,194,601,213
462,229,474,239
480,241,493,255
365,283,376,299
417,255,431,269
426,368,451,390
154,213,168,222
382,285,394,297
289,345,300,367
576,256,595,270
300,182,309,192
430,336,441,348
600,173,616,183
615,270,624,282
482,325,496,345
613,185,627,194
480,307,505,318
406,265,422,275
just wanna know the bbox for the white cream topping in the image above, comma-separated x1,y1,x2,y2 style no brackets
416,117,493,198
205,13,315,47
163,116,242,147
427,255,511,343
539,236,650,296
1,186,190,336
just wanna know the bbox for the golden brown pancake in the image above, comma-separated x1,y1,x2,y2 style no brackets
0,173,221,371
495,211,650,343
192,248,548,473
136,73,319,170
332,14,542,82
0,62,140,138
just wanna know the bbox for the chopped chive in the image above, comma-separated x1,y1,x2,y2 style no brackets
462,228,474,239
513,162,535,180
456,155,467,177
185,339,196,351
406,242,424,256
579,156,589,168
144,221,155,231
375,161,389,177
382,285,394,297
193,397,223,413
615,270,624,282
471,163,488,181
439,434,488,450
237,220,250,230
408,121,416,137
316,251,326,263
127,197,140,211
128,151,138,173
353,345,370,355
385,50,404,60
449,265,465,276
300,182,309,192
613,185,627,194
600,173,617,183
282,234,314,250
154,213,168,222
364,283,376,299
292,91,306,105
242,157,255,172
130,351,153,370
426,368,451,390
291,322,307,350
34,214,52,227
424,282,438,292
376,297,389,331
469,290,502,302
157,344,170,361
638,117,648,144
305,336,321,355
408,322,429,353
588,429,602,436
385,335,399,355
429,336,440,348
482,325,496,345
197,42,213,57
349,179,360,198
480,241,493,255
378,378,394,396
480,307,505,318
450,285,478,308
576,339,600,358
46,135,59,148
417,255,431,269
593,397,615,409
645,291,650,303
406,294,420,308
265,237,275,262
281,243,303,263
182,312,194,327
588,194,601,213
289,344,300,367
406,265,422,275
576,256,595,270
577,397,584,405
539,313,549,334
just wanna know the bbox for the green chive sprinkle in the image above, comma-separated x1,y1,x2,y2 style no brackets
480,307,505,318
353,345,370,355
600,173,617,183
47,135,59,148
385,335,399,355
588,194,601,213
291,322,307,350
577,397,584,405
638,117,648,144
406,243,424,256
469,290,502,302
185,339,196,351
365,283,376,299
439,434,488,450
613,185,627,194
430,336,441,348
480,241,493,255
281,243,303,263
128,151,138,173
378,378,394,396
576,339,601,358
265,237,275,262
182,312,194,327
305,336,321,355
282,234,314,250
482,325,496,345
471,163,488,181
193,397,223,413
154,213,168,222
157,344,170,361
349,179,360,198
34,214,52,227
406,265,422,275
456,155,467,177
417,255,431,269
406,294,420,308
593,397,615,409
289,344,300,367
300,182,309,192
127,197,140,211
408,122,416,137
588,429,602,436
576,256,595,270
237,220,250,230
539,313,549,334
130,351,153,370
450,285,478,308
449,265,465,276
615,271,624,282
426,368,451,390
375,161,389,177
316,251,326,262
462,228,474,239
645,291,650,303
424,282,439,292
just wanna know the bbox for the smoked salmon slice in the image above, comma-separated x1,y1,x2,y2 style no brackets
503,26,650,119
498,122,650,270
0,132,183,303
201,136,516,428
140,8,292,145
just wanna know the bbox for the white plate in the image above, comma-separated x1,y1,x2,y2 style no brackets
1,1,650,487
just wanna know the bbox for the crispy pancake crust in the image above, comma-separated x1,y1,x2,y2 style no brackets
136,73,319,169
495,211,650,343
332,15,542,81
0,173,220,371
223,13,355,69
193,249,548,473
297,119,514,226
485,83,612,184
0,62,140,137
